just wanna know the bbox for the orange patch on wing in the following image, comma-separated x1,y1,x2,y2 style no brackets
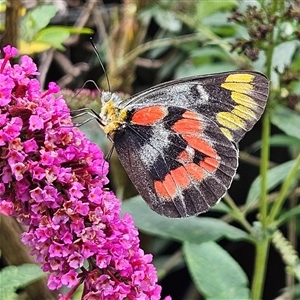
185,163,205,181
182,111,200,119
154,173,176,200
154,181,170,199
177,150,192,164
131,106,166,126
170,166,190,189
172,118,203,135
154,166,192,200
200,157,219,172
183,135,217,158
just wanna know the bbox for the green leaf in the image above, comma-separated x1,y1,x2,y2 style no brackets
190,47,229,63
271,41,299,85
122,196,249,243
175,62,237,78
155,9,182,32
203,11,236,28
210,201,231,213
34,30,69,50
0,264,45,299
140,4,182,32
277,205,300,226
195,0,237,22
246,160,299,207
268,134,300,147
184,241,250,299
271,105,300,140
251,134,300,152
21,4,58,41
34,27,93,50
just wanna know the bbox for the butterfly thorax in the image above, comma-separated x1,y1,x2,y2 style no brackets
100,92,128,137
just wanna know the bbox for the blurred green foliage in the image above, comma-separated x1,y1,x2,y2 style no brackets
0,263,45,299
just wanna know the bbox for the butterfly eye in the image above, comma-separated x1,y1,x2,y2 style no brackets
101,91,113,104
101,92,123,106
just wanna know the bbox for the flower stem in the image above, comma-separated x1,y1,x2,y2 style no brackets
223,194,253,233
250,108,271,300
251,238,270,300
251,0,279,296
259,110,271,228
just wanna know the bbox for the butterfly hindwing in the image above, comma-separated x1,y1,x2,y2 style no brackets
113,106,238,217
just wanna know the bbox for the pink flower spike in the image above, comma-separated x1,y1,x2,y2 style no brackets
69,182,84,200
42,82,60,98
61,270,79,288
29,115,44,130
0,183,5,194
23,138,38,152
88,187,103,204
0,200,14,215
0,44,169,300
0,45,18,73
68,252,84,269
0,74,14,106
11,162,26,181
3,45,18,57
3,117,23,140
48,82,60,93
20,55,40,75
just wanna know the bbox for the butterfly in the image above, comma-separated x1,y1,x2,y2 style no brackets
88,71,269,218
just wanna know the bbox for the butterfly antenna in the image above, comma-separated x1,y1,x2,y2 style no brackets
72,79,101,100
90,37,111,92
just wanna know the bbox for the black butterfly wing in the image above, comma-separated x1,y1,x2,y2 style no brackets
114,107,238,218
109,71,269,217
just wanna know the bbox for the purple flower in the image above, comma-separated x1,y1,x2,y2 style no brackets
0,45,169,300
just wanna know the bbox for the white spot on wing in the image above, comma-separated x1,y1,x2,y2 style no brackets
139,124,170,168
196,84,209,103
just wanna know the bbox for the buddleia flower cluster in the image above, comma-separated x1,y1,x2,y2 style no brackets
0,45,170,300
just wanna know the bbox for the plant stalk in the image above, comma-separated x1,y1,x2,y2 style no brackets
251,238,270,300
251,0,278,294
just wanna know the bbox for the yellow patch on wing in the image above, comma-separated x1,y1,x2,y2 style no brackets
232,105,256,121
231,92,257,109
223,73,255,83
221,82,253,94
216,73,263,141
221,73,256,99
217,112,246,131
220,127,233,141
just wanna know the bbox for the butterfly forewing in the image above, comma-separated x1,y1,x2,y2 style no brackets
121,71,269,144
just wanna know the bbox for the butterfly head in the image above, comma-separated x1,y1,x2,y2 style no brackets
100,91,128,136
101,91,123,106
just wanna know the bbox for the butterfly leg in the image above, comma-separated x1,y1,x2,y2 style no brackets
71,107,104,127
